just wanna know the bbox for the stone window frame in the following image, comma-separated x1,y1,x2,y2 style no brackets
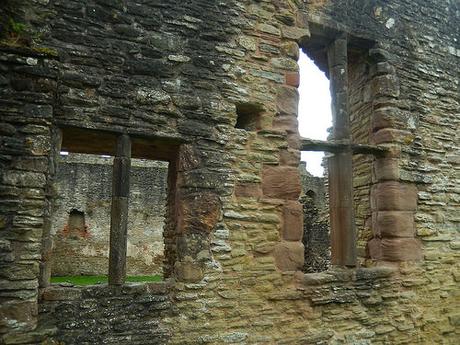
297,23,420,266
40,127,181,287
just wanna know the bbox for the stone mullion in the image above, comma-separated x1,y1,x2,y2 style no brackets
108,134,131,285
327,35,356,267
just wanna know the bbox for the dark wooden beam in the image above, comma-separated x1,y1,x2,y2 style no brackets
300,138,388,156
108,134,131,286
327,34,357,267
60,127,181,162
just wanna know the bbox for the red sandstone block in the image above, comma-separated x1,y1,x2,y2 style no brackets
368,238,421,261
279,149,300,167
371,107,401,132
177,192,221,233
371,181,418,211
262,166,301,200
272,115,298,134
373,158,400,181
372,128,414,145
235,182,262,198
283,201,303,241
287,133,301,150
276,86,298,116
372,211,415,238
273,241,304,271
285,71,300,87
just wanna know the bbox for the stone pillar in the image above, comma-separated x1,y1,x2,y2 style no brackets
108,134,131,285
327,35,356,267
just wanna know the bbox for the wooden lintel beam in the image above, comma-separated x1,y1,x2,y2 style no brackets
300,138,388,157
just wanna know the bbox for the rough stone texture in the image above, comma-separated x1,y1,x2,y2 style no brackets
50,153,168,276
273,241,305,271
37,283,171,345
282,200,303,241
371,181,418,211
262,166,302,200
0,0,458,344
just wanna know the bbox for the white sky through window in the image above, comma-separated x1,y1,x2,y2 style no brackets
298,51,332,177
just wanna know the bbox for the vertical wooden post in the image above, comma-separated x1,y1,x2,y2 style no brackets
327,34,356,266
108,134,131,285
40,127,62,288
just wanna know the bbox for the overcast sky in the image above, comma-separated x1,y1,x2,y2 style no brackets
297,51,332,177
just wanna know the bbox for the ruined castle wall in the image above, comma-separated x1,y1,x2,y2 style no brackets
38,282,171,344
0,0,458,344
348,54,375,260
50,154,168,276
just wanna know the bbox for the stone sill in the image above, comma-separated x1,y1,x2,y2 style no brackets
297,266,397,286
40,280,171,302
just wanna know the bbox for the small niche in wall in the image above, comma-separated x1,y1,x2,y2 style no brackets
67,209,87,237
306,190,316,202
235,102,264,131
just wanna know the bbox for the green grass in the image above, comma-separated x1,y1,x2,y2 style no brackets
50,275,162,286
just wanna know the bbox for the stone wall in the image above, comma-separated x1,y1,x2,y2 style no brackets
299,162,330,272
50,153,168,276
36,282,171,345
0,1,458,344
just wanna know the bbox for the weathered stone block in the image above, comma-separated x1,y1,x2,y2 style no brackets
41,286,82,301
281,42,299,60
282,201,303,241
371,181,418,211
0,301,37,333
372,128,414,145
371,74,400,98
175,257,203,283
371,107,402,131
276,86,298,116
368,238,422,261
287,133,301,150
279,149,300,166
280,25,310,40
177,192,221,233
178,144,200,171
373,158,400,181
272,115,298,134
273,241,304,271
372,211,415,237
262,166,301,200
285,72,300,87
234,183,261,198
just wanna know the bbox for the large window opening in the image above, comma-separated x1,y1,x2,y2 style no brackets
298,31,378,270
45,128,179,286
298,52,332,177
298,50,332,272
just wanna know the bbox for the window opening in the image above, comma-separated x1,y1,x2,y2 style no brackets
299,32,383,268
298,50,333,272
47,129,178,286
298,52,332,177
